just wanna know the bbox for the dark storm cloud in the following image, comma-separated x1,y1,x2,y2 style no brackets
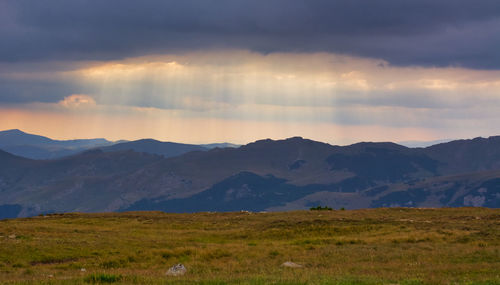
1,0,500,69
0,78,80,104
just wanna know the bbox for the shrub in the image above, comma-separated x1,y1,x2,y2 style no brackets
310,206,333,211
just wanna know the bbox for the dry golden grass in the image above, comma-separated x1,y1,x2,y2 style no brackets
0,208,499,284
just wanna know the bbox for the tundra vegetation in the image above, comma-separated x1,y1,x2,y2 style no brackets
0,208,499,284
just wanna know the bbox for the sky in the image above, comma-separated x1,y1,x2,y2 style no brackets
1,0,500,145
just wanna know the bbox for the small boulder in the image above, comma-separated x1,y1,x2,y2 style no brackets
166,263,187,276
281,261,303,268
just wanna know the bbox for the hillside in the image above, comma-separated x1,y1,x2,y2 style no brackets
0,150,163,218
424,136,500,174
1,136,500,218
0,208,498,284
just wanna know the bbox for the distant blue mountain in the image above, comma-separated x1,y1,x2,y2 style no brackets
0,129,241,159
0,129,54,146
0,129,112,159
201,143,240,149
398,139,454,148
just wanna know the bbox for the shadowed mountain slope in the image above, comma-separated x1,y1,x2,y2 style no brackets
0,149,39,177
1,136,500,217
0,149,163,216
423,136,500,174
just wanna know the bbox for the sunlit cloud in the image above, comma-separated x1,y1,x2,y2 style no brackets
1,50,500,143
58,94,97,109
70,51,500,111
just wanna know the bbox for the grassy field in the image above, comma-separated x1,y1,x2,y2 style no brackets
0,208,499,284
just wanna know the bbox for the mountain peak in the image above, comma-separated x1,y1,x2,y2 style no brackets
285,136,304,141
348,141,408,150
4,129,25,134
249,137,314,146
1,129,31,136
134,138,161,143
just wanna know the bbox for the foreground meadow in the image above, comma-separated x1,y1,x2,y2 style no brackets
0,208,499,284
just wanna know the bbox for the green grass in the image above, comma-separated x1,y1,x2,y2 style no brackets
84,273,122,283
0,208,499,284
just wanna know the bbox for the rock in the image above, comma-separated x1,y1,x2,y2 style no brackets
166,263,187,276
281,261,303,268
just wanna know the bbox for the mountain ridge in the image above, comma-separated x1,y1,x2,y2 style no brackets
0,129,240,160
99,139,208,158
1,134,500,218
0,129,113,159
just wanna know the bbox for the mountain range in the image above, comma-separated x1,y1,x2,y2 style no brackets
0,131,499,218
0,129,238,160
0,129,113,159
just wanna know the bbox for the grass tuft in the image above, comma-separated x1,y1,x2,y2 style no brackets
84,273,122,283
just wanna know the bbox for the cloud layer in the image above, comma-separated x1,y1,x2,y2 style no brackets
1,1,500,144
2,0,500,69
1,51,500,144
